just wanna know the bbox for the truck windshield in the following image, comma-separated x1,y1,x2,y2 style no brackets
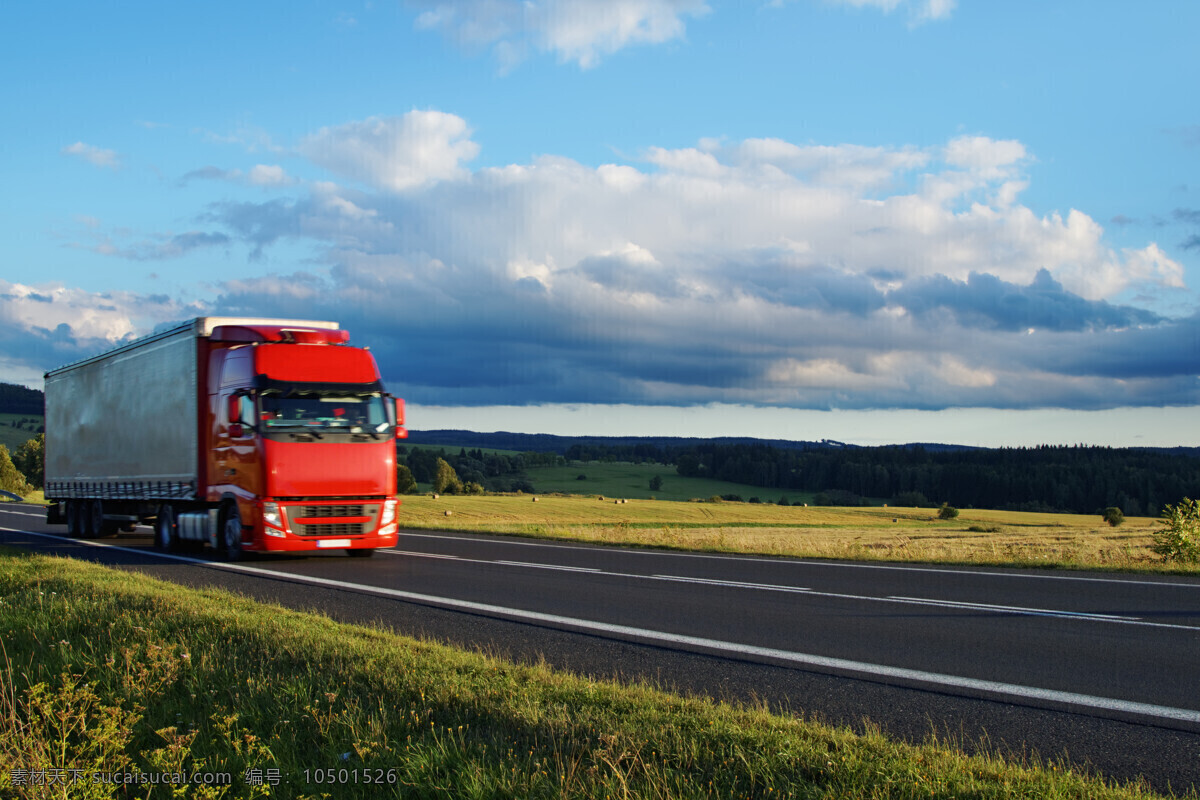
259,391,390,435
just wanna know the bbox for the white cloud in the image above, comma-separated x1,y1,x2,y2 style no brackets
410,0,709,68
247,164,292,186
822,0,956,23
0,280,199,344
51,115,1192,412
299,112,480,191
62,141,120,169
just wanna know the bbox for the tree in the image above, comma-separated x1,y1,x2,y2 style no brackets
14,434,44,489
937,503,959,520
396,463,418,495
432,458,463,495
1151,498,1199,563
0,445,32,497
1102,506,1124,527
649,475,663,491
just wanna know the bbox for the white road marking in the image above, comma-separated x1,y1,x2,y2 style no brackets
396,530,1200,589
2,525,1200,727
392,548,1200,631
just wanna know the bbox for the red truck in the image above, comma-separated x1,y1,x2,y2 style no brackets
44,317,406,559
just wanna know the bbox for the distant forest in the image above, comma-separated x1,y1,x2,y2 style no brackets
0,383,44,415
667,442,1199,516
408,432,1200,516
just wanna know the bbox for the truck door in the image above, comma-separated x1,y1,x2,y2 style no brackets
211,348,262,505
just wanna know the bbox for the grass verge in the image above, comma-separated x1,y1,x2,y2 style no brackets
0,550,1185,799
397,494,1197,575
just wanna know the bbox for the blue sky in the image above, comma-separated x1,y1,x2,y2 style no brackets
2,0,1198,446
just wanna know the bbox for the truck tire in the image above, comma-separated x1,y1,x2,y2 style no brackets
66,500,82,537
155,505,178,552
83,499,103,538
220,502,244,561
90,500,119,538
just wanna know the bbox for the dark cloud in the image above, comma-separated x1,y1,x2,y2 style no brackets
204,199,303,259
889,270,1161,332
739,264,887,315
180,166,237,185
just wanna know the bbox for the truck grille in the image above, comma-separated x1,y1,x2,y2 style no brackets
292,522,366,537
297,504,364,517
285,501,380,537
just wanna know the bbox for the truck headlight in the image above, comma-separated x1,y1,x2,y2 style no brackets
380,499,397,527
262,502,283,529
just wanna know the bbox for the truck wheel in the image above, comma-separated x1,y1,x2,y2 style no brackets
345,548,376,558
66,501,82,537
155,505,178,552
83,499,103,538
220,503,244,561
91,500,119,538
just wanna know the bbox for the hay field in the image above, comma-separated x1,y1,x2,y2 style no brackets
396,493,1187,574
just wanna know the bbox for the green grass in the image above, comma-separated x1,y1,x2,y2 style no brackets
0,414,41,454
395,494,1198,574
526,462,811,504
0,549,1182,799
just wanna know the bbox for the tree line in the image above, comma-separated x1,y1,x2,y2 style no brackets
396,447,564,494
0,382,44,416
677,443,1200,514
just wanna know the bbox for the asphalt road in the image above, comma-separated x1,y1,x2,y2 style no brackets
2,502,1199,794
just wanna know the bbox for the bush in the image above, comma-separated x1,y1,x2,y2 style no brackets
649,475,663,491
0,445,31,497
1102,507,1125,527
396,464,418,495
432,458,463,495
937,503,959,520
1151,498,1200,563
13,434,43,489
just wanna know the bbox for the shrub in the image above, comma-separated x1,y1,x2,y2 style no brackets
432,458,463,495
1151,498,1200,563
937,503,959,520
0,445,31,497
13,434,43,489
1102,507,1125,527
649,475,663,491
576,474,587,481
396,463,418,494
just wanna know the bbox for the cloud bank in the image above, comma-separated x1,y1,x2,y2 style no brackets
24,111,1196,414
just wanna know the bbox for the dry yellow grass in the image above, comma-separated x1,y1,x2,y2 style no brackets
395,493,1189,573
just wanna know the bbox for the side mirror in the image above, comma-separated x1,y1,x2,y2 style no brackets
395,397,408,439
228,394,245,438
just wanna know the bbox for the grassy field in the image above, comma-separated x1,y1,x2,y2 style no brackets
0,549,1182,799
0,413,41,454
396,493,1191,573
526,461,813,504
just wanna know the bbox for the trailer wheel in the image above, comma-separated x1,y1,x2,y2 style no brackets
66,500,82,537
83,500,104,538
220,502,244,562
155,505,178,552
88,500,118,538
